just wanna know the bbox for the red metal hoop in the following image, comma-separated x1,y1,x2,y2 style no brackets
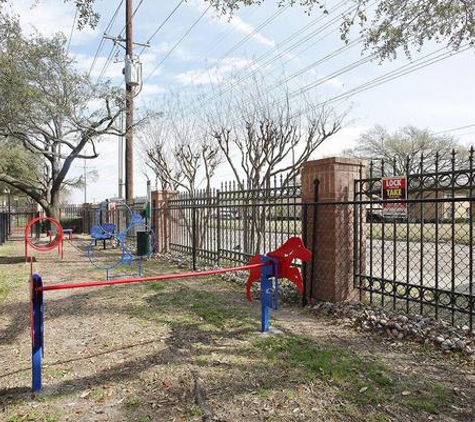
25,217,64,262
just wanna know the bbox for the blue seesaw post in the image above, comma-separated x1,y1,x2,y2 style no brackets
260,256,278,332
31,274,43,392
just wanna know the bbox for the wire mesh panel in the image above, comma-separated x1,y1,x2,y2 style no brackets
354,149,475,330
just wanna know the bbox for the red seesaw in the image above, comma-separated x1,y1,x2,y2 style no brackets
30,237,311,392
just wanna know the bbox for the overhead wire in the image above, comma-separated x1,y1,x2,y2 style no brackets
66,8,78,54
181,0,364,116
307,44,471,109
179,0,348,94
219,4,291,62
144,5,212,83
433,123,475,135
138,0,185,58
180,43,471,149
94,0,146,85
88,0,124,78
201,7,258,57
176,6,259,88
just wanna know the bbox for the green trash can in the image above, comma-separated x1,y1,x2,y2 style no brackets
136,231,150,256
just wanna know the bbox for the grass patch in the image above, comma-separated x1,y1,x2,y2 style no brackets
255,335,453,413
0,243,30,302
141,281,255,330
186,404,204,418
91,387,106,403
42,366,68,380
402,382,452,414
125,395,141,409
6,410,59,422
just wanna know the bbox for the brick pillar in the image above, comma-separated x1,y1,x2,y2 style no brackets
302,157,365,303
151,190,176,253
81,203,93,234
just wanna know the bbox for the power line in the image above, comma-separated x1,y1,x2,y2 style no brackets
201,7,258,57
174,6,259,88
434,123,475,135
144,5,211,83
88,0,124,78
138,0,185,58
94,0,146,85
219,4,290,62
181,0,364,116
66,8,78,54
180,0,348,93
312,45,471,109
181,43,471,149
178,5,290,90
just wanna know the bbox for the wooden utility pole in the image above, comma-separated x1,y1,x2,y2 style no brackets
125,0,134,204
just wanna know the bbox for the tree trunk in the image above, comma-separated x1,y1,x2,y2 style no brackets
47,188,61,220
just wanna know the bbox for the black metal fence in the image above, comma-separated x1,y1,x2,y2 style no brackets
2,152,473,331
354,149,475,330
0,213,9,246
166,179,301,269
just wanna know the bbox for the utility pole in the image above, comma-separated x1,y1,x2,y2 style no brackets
84,159,87,203
103,2,146,204
118,111,124,199
125,0,134,204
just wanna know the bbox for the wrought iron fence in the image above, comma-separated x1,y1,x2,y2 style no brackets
0,212,9,246
354,149,475,330
165,178,301,269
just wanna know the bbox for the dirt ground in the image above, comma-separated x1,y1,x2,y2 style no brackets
1,236,475,422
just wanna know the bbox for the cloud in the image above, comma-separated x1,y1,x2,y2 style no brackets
11,0,95,45
174,57,255,86
228,16,276,48
188,0,275,49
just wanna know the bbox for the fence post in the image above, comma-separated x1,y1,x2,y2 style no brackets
192,206,197,271
216,190,221,266
150,190,176,253
301,157,365,303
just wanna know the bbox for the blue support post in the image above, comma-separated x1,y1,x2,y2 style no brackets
260,256,278,332
31,274,43,392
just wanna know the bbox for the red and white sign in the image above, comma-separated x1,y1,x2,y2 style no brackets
382,176,407,218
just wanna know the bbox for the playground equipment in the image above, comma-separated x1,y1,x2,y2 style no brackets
29,237,310,392
88,200,155,279
25,216,64,262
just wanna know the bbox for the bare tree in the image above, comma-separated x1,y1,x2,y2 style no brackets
209,80,345,253
139,98,222,195
138,98,222,249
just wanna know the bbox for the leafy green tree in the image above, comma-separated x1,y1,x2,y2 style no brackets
2,0,473,60
0,17,124,217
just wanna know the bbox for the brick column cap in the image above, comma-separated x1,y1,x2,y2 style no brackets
303,157,364,169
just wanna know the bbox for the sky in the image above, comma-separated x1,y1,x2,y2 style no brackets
6,0,475,203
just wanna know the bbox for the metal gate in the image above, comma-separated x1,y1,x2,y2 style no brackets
8,212,40,239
